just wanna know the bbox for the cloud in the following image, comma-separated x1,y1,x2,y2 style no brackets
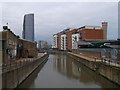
1,2,118,44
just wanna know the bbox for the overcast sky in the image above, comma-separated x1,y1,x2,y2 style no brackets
1,2,118,44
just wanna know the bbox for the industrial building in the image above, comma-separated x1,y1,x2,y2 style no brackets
22,13,34,42
52,22,108,50
1,26,37,65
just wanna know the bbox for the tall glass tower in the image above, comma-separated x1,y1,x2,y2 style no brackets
23,13,34,42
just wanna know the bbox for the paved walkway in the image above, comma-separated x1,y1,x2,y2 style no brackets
2,53,47,73
2,53,46,68
68,52,120,68
15,53,46,63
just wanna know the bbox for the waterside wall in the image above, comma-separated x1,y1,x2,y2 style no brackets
2,54,49,88
67,52,120,87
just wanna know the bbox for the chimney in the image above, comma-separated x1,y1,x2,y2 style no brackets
3,26,8,30
102,22,108,40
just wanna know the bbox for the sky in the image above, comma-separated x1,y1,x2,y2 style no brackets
0,0,119,2
0,1,118,44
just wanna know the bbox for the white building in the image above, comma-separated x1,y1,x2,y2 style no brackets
61,34,67,50
23,13,34,42
52,34,58,49
72,33,80,49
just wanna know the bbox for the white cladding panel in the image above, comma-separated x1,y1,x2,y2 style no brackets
52,35,58,48
61,34,67,50
72,33,80,49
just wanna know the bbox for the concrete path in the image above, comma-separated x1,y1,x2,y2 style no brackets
68,52,120,68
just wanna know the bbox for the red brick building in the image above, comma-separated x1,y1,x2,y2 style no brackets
52,22,108,50
57,33,62,50
66,29,78,50
78,28,104,40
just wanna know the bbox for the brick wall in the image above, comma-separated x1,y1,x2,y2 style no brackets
66,29,78,50
21,39,37,58
1,30,37,64
79,29,104,40
57,33,62,50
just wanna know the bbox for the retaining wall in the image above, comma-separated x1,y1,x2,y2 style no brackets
2,54,49,88
67,53,120,87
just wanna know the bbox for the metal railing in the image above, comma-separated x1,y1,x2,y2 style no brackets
75,51,120,68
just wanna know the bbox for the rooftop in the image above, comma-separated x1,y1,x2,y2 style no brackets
20,38,36,43
78,26,102,30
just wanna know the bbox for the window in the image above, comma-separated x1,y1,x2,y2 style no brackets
79,33,82,39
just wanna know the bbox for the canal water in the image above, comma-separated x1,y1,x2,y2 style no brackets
18,54,119,88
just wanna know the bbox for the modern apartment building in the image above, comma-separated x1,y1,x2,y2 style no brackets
57,33,62,50
22,13,34,42
52,34,58,49
52,22,107,50
56,28,71,50
66,29,78,50
78,25,104,40
61,34,67,50
72,33,80,49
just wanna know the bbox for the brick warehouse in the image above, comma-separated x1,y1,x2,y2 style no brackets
52,22,108,50
0,26,37,65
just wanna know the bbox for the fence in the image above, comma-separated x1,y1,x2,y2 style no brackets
72,48,120,68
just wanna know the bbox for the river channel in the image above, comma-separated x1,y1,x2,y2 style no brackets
18,54,120,88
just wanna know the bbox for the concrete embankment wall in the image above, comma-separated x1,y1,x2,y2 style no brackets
72,49,112,59
72,50,101,58
48,51,120,87
2,54,49,88
67,52,120,86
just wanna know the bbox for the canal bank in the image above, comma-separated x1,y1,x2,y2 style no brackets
2,53,49,88
68,52,120,87
48,51,120,87
18,53,119,88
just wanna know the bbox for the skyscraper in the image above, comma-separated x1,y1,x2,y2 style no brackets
23,13,34,42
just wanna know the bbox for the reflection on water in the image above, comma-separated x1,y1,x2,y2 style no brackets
18,58,48,88
19,54,119,88
53,54,120,88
